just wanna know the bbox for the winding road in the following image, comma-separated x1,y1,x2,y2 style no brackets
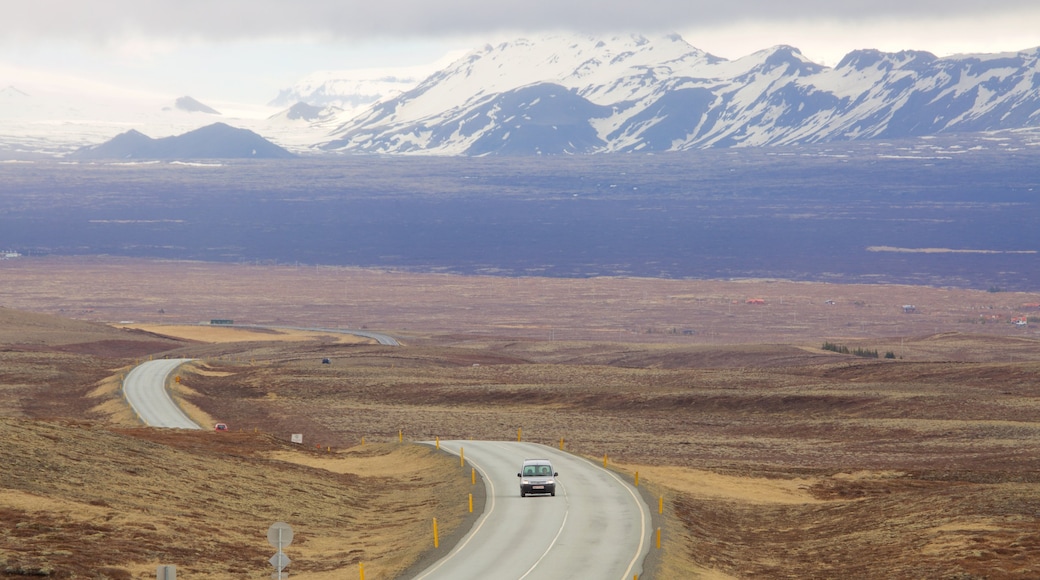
123,335,652,579
228,324,400,346
413,440,651,580
122,357,200,429
122,325,398,428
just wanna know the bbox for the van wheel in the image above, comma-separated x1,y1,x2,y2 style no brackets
550,491,556,497
521,491,526,497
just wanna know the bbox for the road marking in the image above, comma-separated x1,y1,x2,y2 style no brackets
413,444,498,580
589,459,649,580
413,441,647,580
517,508,570,580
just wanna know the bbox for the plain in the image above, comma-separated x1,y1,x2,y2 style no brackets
1,257,1039,578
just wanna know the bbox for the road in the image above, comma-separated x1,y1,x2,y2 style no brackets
123,325,398,429
123,344,652,579
122,358,201,429
228,324,400,346
412,440,651,580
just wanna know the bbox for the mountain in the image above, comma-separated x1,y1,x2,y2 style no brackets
1,85,31,100
173,96,221,114
268,64,450,115
275,102,326,121
320,34,1040,155
70,122,295,160
268,101,341,123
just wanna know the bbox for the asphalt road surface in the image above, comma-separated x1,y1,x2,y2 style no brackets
229,324,400,346
412,440,651,580
123,358,201,429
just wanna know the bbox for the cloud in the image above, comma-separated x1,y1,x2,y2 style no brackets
6,0,1040,44
5,0,1039,103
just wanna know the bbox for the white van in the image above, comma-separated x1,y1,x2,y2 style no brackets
518,459,558,497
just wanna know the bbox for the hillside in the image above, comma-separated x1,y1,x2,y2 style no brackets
0,309,469,578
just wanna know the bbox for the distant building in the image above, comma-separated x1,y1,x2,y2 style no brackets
902,305,917,313
746,298,766,305
1,251,20,259
210,319,234,325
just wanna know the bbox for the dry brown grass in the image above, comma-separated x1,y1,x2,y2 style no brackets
0,419,467,579
2,257,1040,578
2,256,1039,352
0,308,469,579
115,324,372,345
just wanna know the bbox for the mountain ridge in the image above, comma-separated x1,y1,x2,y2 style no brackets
318,34,1040,155
70,122,295,160
4,34,1040,157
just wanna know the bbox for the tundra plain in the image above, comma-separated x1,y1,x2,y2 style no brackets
1,257,1040,578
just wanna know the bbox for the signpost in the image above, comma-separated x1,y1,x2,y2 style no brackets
268,522,294,578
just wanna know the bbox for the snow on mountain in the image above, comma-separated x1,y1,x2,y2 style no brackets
268,65,438,111
0,85,334,158
0,57,456,157
268,102,337,122
4,34,1040,158
174,96,221,114
321,34,1040,155
1,85,32,103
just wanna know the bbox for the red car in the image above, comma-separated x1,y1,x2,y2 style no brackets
214,423,228,431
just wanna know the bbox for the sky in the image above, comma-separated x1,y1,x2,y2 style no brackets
3,1,1040,104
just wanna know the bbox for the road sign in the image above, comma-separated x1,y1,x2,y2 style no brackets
268,522,294,578
270,552,291,568
267,522,294,548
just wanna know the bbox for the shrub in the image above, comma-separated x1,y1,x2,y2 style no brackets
822,342,879,358
822,342,849,354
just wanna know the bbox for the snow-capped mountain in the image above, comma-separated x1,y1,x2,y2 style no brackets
4,33,1040,158
268,65,440,111
174,96,221,114
320,33,1040,155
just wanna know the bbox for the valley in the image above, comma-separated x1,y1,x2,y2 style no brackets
2,259,1040,578
1,140,1038,290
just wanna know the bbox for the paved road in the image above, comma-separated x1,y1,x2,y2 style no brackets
123,358,201,429
412,440,651,580
123,339,653,579
228,324,400,346
123,321,399,429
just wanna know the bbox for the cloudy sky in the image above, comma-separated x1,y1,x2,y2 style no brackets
3,0,1040,104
